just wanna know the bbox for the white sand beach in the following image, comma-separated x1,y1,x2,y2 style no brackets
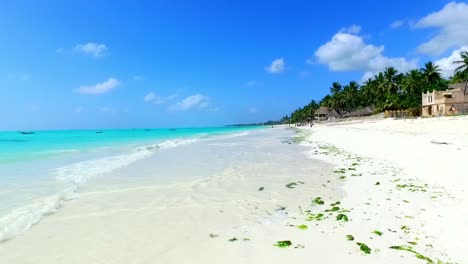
1,118,467,263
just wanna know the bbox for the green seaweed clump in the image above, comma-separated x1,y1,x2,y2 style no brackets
274,240,292,248
346,235,354,241
389,245,434,263
325,206,340,212
401,225,410,234
373,230,383,236
297,224,308,230
336,214,349,222
357,242,371,254
306,213,324,221
286,182,298,189
334,168,346,174
312,197,325,205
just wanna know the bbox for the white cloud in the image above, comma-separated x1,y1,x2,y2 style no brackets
390,20,405,29
74,42,108,57
144,92,156,102
415,2,468,55
265,58,285,74
76,78,120,95
248,107,257,114
313,28,417,80
171,94,209,111
144,92,178,105
435,46,468,78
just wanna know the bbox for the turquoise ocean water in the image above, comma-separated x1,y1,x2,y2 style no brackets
0,126,260,243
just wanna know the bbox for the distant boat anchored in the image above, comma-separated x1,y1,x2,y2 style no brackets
95,131,103,134
18,131,35,135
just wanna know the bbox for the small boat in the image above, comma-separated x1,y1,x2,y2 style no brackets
95,131,103,134
19,131,35,135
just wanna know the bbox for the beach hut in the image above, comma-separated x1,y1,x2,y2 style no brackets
328,109,340,119
314,106,330,121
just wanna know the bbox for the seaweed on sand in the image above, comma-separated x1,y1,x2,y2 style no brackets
356,242,371,254
273,240,292,248
389,245,435,263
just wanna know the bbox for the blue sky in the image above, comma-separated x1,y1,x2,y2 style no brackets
0,0,467,130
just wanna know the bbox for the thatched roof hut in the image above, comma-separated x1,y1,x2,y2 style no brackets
314,106,340,120
314,106,330,116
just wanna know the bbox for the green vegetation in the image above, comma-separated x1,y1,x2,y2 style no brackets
401,225,411,234
357,242,371,254
306,213,324,221
325,206,340,212
336,214,349,222
389,245,435,263
280,54,468,123
396,183,428,192
373,230,383,236
297,224,308,230
346,235,354,241
334,168,346,174
286,182,298,189
258,187,264,191
312,197,325,205
273,240,292,248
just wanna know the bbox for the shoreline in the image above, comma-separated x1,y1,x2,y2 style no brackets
0,119,466,263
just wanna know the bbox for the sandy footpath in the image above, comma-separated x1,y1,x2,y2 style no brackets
299,116,468,263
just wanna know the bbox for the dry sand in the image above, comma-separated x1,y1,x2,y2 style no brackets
300,116,468,263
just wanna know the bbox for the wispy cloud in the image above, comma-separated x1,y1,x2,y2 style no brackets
74,42,108,57
340,24,361,34
390,20,405,29
144,91,179,105
170,94,210,111
75,78,120,95
265,58,285,74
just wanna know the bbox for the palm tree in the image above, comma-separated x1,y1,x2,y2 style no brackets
379,68,399,95
361,78,375,106
402,69,423,96
453,51,468,95
421,61,441,87
330,82,342,96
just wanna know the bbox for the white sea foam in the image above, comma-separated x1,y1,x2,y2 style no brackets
0,137,200,243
